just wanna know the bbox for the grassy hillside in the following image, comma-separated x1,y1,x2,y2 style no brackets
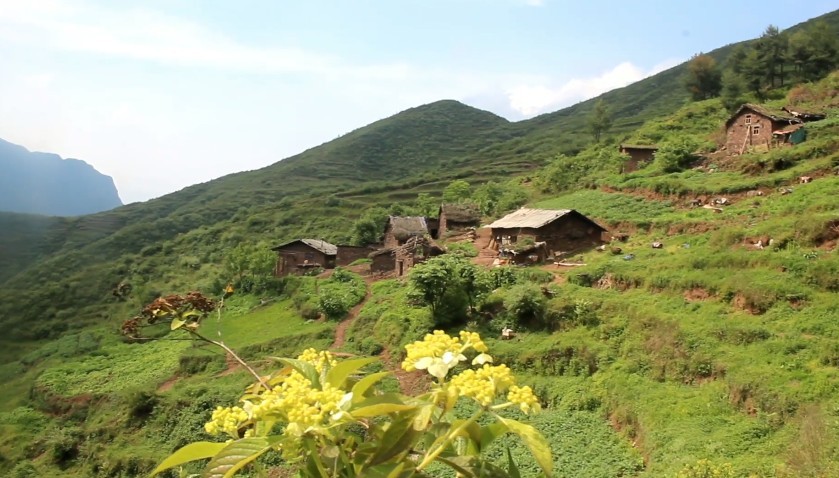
1,11,839,477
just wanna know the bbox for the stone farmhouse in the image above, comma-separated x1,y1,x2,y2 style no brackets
382,216,429,248
724,104,801,154
436,203,481,238
369,235,445,276
487,208,607,262
272,239,337,276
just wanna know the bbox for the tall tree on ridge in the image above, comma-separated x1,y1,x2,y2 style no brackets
588,99,612,143
755,25,787,87
684,54,722,100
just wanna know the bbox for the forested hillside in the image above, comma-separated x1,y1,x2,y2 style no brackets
1,9,838,478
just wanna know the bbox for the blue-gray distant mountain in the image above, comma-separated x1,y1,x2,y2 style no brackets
0,138,122,216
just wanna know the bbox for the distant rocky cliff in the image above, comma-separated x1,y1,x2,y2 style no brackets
0,138,122,216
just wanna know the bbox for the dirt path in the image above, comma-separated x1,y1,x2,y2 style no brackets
157,374,179,393
218,351,242,376
330,281,372,350
380,347,429,396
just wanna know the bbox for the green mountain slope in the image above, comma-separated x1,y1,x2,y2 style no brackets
1,12,839,476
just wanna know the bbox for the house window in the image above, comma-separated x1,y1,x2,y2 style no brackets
752,125,760,135
744,114,752,125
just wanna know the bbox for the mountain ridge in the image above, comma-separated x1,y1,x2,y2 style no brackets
0,138,123,216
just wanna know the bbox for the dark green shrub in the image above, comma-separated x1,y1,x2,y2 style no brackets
503,283,547,328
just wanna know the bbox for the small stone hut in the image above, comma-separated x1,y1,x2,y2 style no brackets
437,203,481,238
619,144,658,172
272,239,337,276
487,208,606,260
725,104,800,154
383,216,429,248
369,235,445,276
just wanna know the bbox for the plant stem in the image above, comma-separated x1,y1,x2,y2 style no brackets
415,409,483,471
190,330,270,390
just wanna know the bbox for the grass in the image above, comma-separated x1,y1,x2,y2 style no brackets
199,298,332,350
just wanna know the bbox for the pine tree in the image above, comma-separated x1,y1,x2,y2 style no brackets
755,25,787,87
801,21,839,80
720,70,747,112
684,54,722,100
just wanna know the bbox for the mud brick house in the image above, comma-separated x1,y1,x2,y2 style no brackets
272,239,337,276
725,104,801,154
619,144,658,172
335,245,377,266
369,235,445,276
437,203,481,238
487,208,607,259
383,216,429,248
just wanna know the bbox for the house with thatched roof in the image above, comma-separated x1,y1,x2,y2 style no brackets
369,235,445,276
725,104,801,154
487,208,606,260
383,216,429,248
437,203,481,238
272,239,337,276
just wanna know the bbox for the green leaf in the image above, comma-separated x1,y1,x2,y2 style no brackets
365,410,421,467
326,357,377,389
454,420,482,455
271,357,320,388
170,318,186,330
150,441,226,476
479,422,509,451
362,462,412,478
349,393,415,418
506,447,521,478
437,456,512,477
494,415,553,477
203,436,282,478
412,403,435,432
351,371,390,401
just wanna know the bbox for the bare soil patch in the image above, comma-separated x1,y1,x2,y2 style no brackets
380,347,429,396
683,287,712,302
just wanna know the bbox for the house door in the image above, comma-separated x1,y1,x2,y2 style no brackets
397,260,404,276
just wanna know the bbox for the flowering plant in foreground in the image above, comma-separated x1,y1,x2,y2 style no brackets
152,330,552,477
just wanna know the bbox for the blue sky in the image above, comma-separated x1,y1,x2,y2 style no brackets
0,1,836,203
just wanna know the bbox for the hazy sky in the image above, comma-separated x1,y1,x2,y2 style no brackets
1,1,836,203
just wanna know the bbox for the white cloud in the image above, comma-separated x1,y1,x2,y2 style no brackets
0,0,410,79
506,59,680,116
524,0,545,6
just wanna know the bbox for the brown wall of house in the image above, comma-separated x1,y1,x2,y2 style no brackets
383,229,400,249
370,252,395,274
726,110,783,154
438,213,479,238
336,245,375,266
274,243,333,277
620,149,656,172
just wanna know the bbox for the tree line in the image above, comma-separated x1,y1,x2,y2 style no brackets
685,22,839,108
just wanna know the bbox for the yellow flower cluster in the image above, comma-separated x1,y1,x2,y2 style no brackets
297,348,337,374
402,330,494,379
458,331,488,353
204,405,249,438
507,385,541,414
205,348,348,443
449,364,515,407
